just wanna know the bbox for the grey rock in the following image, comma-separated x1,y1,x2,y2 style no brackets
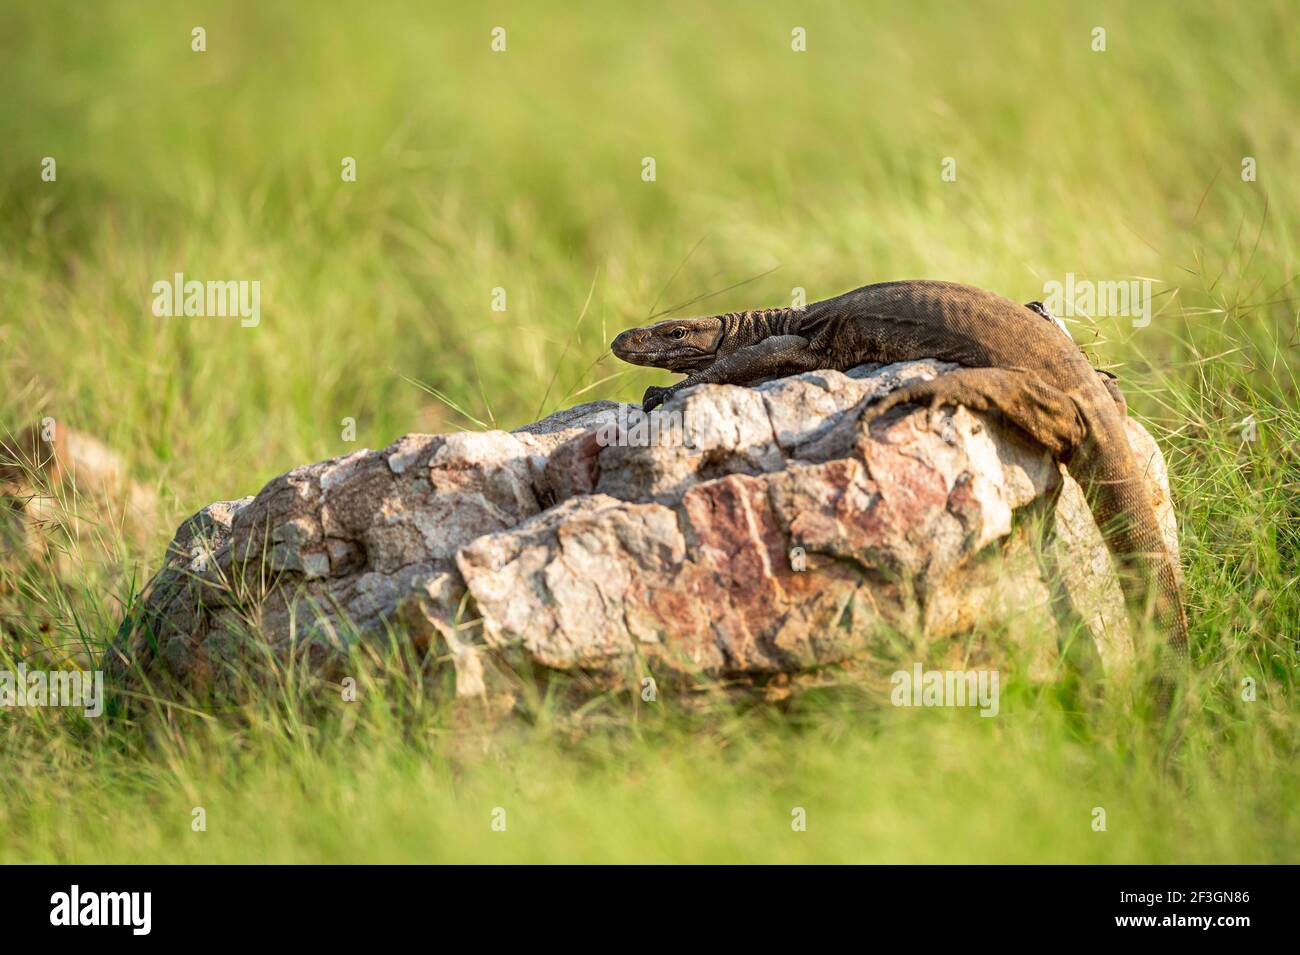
108,362,1181,704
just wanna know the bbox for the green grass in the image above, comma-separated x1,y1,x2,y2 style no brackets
1,0,1297,863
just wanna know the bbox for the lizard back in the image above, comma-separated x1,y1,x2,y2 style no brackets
801,280,1093,387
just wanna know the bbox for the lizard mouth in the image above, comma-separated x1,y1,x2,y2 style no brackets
610,332,658,366
611,328,719,372
609,332,683,368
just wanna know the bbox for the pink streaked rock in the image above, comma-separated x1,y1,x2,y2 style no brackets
108,361,1179,702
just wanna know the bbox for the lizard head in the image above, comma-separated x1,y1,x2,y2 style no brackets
610,317,725,372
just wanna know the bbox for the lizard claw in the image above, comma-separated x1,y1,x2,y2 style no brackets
641,385,672,412
864,382,953,430
925,396,952,432
862,389,909,423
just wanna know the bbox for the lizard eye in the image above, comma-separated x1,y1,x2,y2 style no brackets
670,328,687,340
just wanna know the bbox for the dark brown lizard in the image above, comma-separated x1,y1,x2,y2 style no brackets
611,280,1188,688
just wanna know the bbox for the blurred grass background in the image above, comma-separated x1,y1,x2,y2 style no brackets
0,0,1297,862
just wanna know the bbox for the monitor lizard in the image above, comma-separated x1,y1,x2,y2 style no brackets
611,280,1188,691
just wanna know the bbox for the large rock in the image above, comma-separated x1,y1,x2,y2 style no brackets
106,361,1180,704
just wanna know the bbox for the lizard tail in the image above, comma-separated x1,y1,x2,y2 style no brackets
1074,457,1190,688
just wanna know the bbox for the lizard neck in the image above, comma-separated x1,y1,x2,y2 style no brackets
723,307,798,346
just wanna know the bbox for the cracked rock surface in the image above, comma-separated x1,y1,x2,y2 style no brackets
107,360,1179,702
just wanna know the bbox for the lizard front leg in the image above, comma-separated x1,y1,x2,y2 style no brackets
642,335,822,410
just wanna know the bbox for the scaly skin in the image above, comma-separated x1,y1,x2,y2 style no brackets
612,280,1188,690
